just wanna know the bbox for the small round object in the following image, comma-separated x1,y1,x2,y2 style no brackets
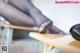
70,24,80,41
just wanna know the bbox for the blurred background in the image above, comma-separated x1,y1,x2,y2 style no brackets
0,0,80,53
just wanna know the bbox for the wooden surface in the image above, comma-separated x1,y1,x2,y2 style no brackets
29,32,80,53
0,21,36,31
